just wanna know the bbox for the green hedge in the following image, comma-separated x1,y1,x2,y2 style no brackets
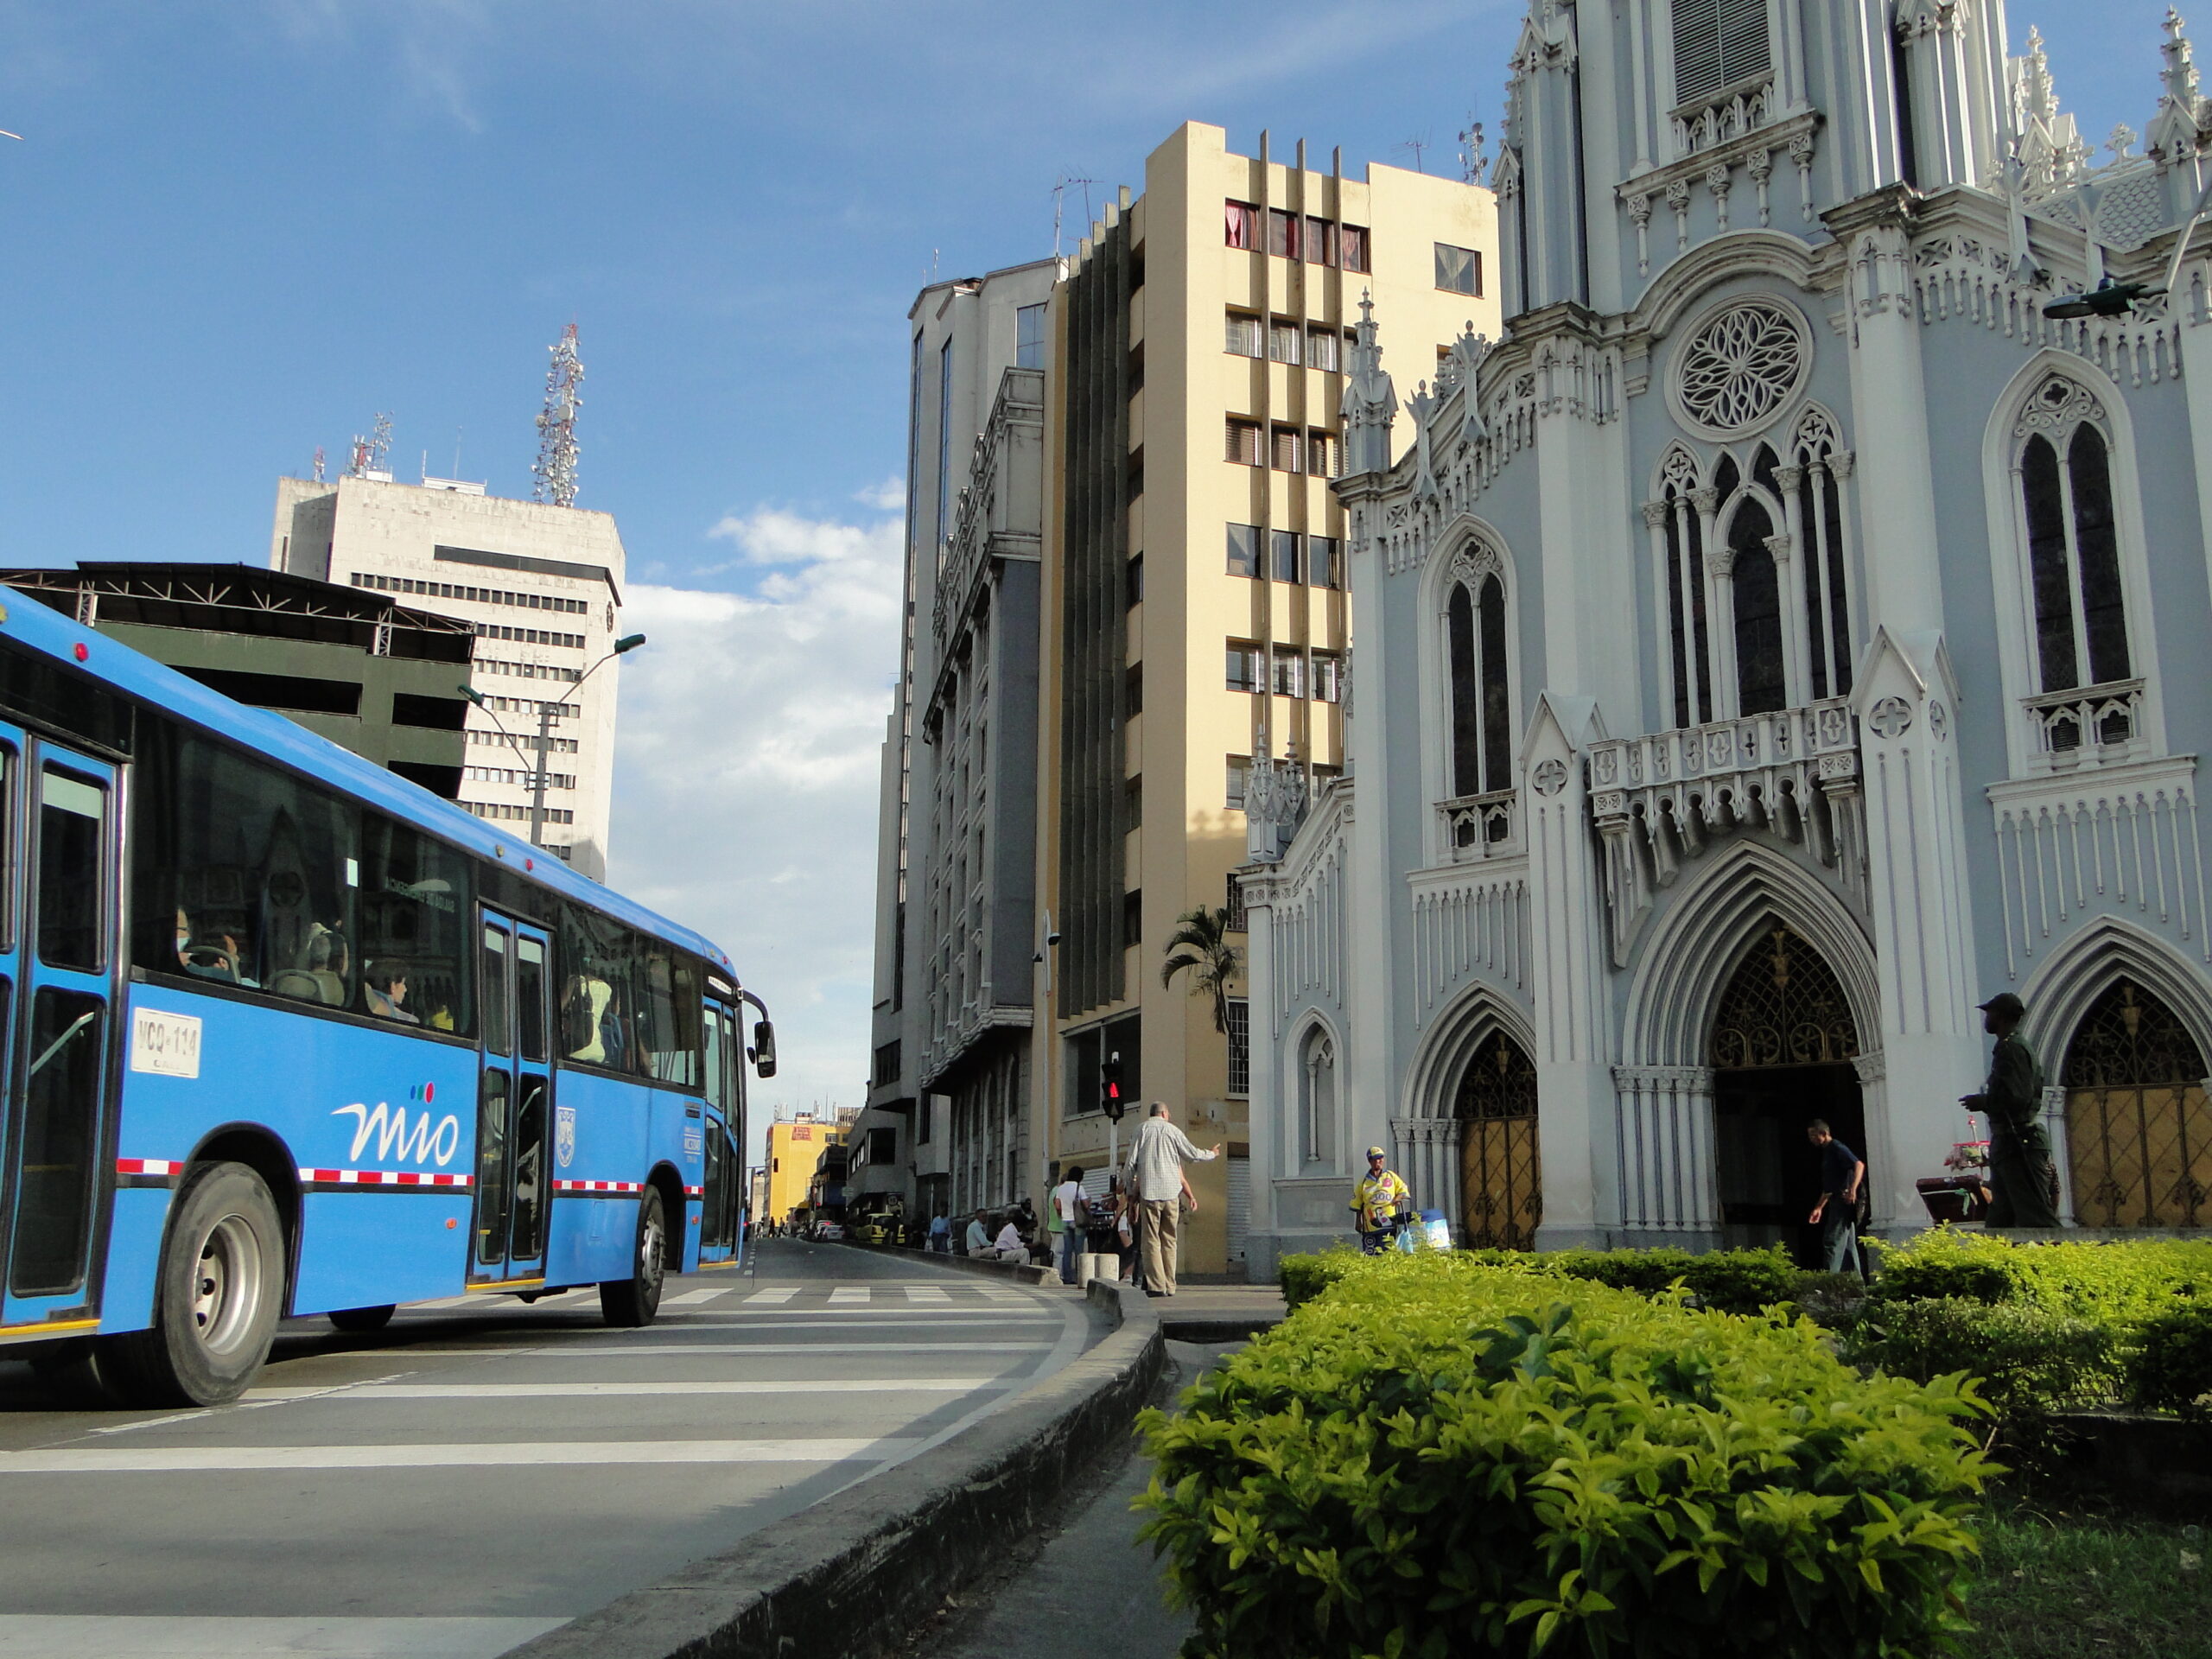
1147,1255,1988,1659
1866,1229,2212,1325
2129,1303,2212,1419
1278,1243,1799,1318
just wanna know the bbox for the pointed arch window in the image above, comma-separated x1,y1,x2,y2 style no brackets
1655,448,1713,729
1299,1027,1338,1166
1728,496,1785,715
1446,544,1513,798
1791,410,1853,699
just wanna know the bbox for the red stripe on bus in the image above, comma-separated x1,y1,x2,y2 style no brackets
115,1158,181,1177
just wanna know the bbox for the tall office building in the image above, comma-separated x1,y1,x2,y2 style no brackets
270,474,629,880
862,258,1058,1226
1036,124,1496,1274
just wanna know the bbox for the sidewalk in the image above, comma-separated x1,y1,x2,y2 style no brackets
921,1341,1241,1659
1039,1272,1289,1343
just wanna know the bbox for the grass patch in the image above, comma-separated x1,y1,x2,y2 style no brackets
1962,1505,2210,1657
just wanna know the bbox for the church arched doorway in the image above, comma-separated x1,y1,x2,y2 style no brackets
1454,1030,1540,1249
2063,979,2212,1228
1710,919,1865,1261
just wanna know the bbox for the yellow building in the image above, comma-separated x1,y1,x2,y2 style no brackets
1036,124,1497,1274
763,1112,845,1225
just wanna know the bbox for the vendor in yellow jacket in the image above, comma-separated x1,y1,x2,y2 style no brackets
1351,1147,1413,1254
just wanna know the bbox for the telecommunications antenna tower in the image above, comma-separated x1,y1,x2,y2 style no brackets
346,412,393,479
533,324,583,508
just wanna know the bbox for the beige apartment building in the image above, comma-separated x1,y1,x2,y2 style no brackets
1035,123,1497,1274
270,474,628,880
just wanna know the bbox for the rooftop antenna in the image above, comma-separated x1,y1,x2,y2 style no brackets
1396,130,1431,175
532,323,583,508
1052,175,1099,258
453,427,464,479
311,445,327,484
1458,113,1487,183
346,412,393,480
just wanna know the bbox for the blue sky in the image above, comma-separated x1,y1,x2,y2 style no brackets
0,0,2183,1147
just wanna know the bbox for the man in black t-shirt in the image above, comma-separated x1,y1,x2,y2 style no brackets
1806,1119,1866,1277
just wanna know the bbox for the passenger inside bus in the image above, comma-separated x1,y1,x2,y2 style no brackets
175,907,256,988
364,960,421,1026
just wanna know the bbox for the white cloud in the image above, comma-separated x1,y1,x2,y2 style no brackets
854,475,906,512
607,503,903,1166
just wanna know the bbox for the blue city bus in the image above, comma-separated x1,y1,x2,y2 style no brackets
0,586,768,1405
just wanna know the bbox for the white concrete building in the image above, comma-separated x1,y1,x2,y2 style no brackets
270,474,628,880
1239,2,2212,1274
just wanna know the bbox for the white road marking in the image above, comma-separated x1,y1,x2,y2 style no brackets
0,1614,568,1658
741,1287,798,1304
240,1379,1009,1400
329,1342,1053,1357
827,1287,870,1305
0,1438,922,1473
665,1307,1047,1320
658,1288,728,1306
904,1286,951,1302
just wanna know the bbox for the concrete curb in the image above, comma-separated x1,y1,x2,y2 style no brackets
500,1264,1166,1659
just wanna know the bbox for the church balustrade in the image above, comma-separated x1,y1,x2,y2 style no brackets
1437,787,1519,861
1669,75,1776,157
1617,110,1819,278
1586,696,1865,966
2023,678,2147,770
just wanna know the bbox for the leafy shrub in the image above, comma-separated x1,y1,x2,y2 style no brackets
1847,1296,2123,1434
2131,1302,2212,1420
1788,1271,1870,1331
1868,1229,2212,1325
1143,1257,1990,1659
1278,1243,1799,1317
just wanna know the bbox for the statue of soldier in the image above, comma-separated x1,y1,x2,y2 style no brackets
1961,992,2062,1229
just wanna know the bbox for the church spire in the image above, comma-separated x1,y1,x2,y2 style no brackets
1339,291,1398,476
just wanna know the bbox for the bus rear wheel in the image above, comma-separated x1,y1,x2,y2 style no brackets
110,1161,286,1407
600,1187,665,1328
327,1305,395,1333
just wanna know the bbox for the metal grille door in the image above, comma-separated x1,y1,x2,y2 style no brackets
2064,979,2211,1228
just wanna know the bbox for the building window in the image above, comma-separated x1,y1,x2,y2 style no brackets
1307,327,1340,372
1309,535,1342,589
1267,207,1299,259
1792,410,1853,700
1270,427,1304,473
1224,200,1259,250
1124,662,1143,718
1122,888,1142,947
1226,523,1261,578
1124,774,1142,827
915,1096,931,1145
1268,321,1302,365
1126,552,1144,607
1225,997,1250,1097
1304,217,1338,267
1299,1025,1335,1164
1227,755,1249,810
1656,448,1714,729
936,337,955,549
1015,303,1047,370
1446,549,1513,797
1225,311,1262,358
1271,645,1306,699
1672,0,1771,105
1270,530,1301,583
1728,494,1786,715
2020,385,2132,697
1306,430,1340,477
1226,419,1262,467
1226,640,1262,693
1313,651,1344,703
1341,225,1370,273
1225,873,1247,931
1435,242,1483,296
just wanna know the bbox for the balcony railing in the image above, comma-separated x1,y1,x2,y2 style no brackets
1437,789,1519,861
1671,74,1776,156
2024,678,2145,769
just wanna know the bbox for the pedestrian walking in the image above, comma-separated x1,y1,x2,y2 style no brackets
1805,1120,1866,1275
1350,1147,1413,1254
1052,1166,1090,1285
926,1210,951,1254
1962,991,2063,1228
1121,1101,1220,1298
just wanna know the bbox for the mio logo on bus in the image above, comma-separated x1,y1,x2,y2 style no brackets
333,1084,462,1167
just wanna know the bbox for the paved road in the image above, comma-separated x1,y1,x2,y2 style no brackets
0,1240,1094,1659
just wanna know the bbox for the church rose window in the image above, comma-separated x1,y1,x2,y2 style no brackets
1671,299,1808,439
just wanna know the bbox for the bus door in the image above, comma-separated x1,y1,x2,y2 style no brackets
469,912,552,1287
698,999,740,1262
0,740,118,1333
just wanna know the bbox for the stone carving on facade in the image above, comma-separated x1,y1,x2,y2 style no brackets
1670,297,1812,439
1245,724,1312,867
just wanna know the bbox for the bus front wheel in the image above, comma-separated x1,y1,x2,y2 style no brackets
111,1161,286,1407
600,1187,665,1328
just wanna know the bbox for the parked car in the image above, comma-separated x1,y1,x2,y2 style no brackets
814,1221,846,1242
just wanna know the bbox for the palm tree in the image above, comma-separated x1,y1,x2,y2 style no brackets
1160,906,1242,1033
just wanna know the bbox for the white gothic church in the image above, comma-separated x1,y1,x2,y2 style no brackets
1238,0,2212,1272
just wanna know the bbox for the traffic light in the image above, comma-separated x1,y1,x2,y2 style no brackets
1102,1050,1127,1121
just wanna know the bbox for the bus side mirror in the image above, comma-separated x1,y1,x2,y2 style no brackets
751,1020,778,1078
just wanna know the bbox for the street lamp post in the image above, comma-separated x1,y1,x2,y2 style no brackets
461,632,646,851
